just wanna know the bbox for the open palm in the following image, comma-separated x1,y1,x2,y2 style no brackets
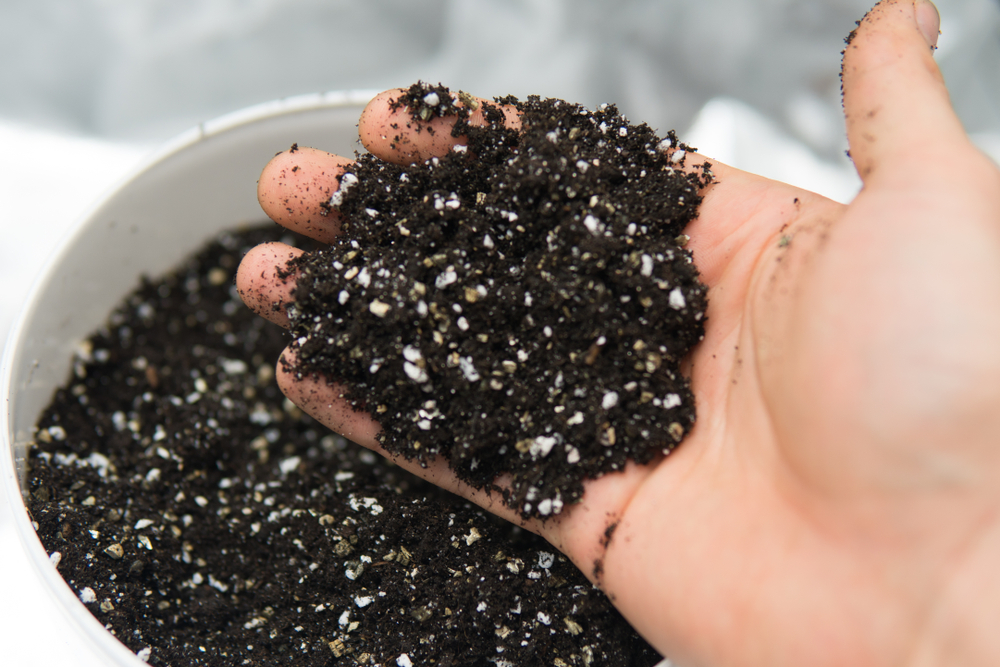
238,2,1000,665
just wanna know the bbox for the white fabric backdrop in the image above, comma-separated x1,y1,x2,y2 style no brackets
2,0,997,150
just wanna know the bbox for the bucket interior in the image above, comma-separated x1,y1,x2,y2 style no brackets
0,93,371,664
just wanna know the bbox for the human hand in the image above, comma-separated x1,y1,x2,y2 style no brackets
238,1,1000,664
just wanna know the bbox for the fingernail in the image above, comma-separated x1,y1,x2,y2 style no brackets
914,0,941,49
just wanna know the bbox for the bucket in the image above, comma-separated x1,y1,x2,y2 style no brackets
0,91,374,665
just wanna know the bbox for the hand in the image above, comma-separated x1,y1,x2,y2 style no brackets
238,1,1000,664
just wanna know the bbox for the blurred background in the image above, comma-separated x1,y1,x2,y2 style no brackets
1,0,998,345
0,2,997,664
2,0,998,151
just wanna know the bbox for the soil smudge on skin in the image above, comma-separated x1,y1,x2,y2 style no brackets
287,82,712,521
601,521,620,548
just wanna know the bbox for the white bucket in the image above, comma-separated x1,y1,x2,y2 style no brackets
0,92,373,665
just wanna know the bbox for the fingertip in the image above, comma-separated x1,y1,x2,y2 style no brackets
915,0,941,49
359,88,458,164
257,146,352,243
357,88,405,150
841,0,961,181
236,242,303,327
359,87,521,165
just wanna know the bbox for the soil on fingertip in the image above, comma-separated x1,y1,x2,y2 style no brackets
285,81,712,521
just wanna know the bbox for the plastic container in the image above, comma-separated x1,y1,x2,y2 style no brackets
0,91,373,665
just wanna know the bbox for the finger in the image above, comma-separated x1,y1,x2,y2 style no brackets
235,242,302,327
841,0,966,181
359,88,521,165
273,347,541,532
258,146,353,243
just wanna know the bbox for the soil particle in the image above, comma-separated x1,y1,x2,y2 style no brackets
286,83,712,521
29,226,661,667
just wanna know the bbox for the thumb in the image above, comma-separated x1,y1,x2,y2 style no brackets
841,0,964,182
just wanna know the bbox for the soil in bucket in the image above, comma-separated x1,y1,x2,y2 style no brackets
27,225,664,667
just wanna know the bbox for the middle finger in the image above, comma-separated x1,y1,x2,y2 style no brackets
257,145,354,244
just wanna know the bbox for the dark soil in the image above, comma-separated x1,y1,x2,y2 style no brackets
286,82,712,521
27,226,662,667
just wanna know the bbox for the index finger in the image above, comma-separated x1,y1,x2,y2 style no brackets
359,86,521,165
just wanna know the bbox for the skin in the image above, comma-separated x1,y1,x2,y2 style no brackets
237,1,1000,664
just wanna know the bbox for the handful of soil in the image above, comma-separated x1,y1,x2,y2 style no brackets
286,82,712,520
